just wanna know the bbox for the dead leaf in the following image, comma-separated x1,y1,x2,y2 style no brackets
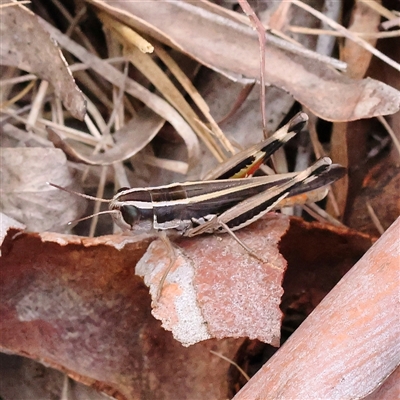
0,228,244,400
0,148,86,232
48,107,165,166
0,2,86,120
86,0,400,121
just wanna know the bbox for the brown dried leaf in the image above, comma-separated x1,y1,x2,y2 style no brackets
136,214,290,347
0,2,86,120
0,229,243,400
342,0,381,79
48,107,165,166
87,0,400,121
0,148,86,232
234,217,399,400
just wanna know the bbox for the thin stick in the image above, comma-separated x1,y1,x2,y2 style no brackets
366,201,385,235
377,115,400,157
288,26,400,39
210,350,250,382
238,0,267,133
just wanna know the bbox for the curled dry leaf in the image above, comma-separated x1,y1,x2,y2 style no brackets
136,214,290,347
87,0,400,121
0,2,86,120
0,229,244,400
0,148,86,233
48,107,166,166
234,217,399,400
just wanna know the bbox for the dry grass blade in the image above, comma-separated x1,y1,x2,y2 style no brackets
99,10,154,53
290,0,400,72
358,0,398,20
40,19,201,165
288,26,400,39
0,80,35,109
154,44,235,155
99,12,226,162
0,1,31,9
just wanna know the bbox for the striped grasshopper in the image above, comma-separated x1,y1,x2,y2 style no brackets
50,112,345,298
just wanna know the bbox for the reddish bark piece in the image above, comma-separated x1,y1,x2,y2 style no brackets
136,214,290,347
0,229,244,400
233,217,400,400
363,366,400,400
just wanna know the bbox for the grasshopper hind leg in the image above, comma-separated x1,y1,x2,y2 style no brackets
155,231,177,302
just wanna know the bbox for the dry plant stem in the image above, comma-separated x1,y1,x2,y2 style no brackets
288,26,400,39
381,18,400,31
209,350,250,382
234,217,400,400
0,58,126,87
26,80,48,128
51,0,99,56
122,43,224,161
0,1,31,8
0,79,35,109
225,1,347,71
303,202,345,227
377,115,400,157
60,374,69,400
358,0,398,21
290,0,400,72
238,0,267,132
64,4,87,39
366,201,385,235
315,0,341,57
89,166,108,238
84,99,107,135
39,119,98,146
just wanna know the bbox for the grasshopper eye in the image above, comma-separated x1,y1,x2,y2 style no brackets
119,205,141,227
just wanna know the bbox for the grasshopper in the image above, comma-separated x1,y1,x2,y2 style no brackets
49,112,345,298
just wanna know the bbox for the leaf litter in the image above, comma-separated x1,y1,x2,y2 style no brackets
0,0,399,399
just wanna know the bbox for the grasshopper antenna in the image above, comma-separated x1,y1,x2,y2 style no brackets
47,182,118,227
47,182,111,203
67,210,121,225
